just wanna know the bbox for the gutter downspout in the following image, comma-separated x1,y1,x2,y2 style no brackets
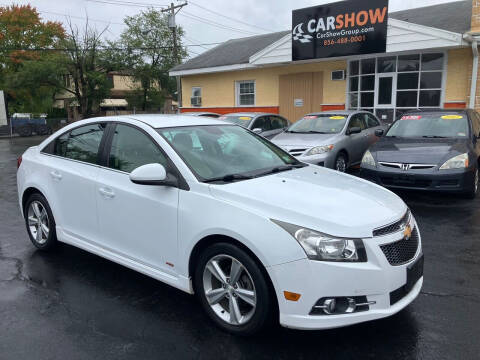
464,33,479,109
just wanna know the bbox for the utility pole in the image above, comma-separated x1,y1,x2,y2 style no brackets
162,2,187,112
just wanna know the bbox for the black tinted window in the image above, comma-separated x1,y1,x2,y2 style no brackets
271,116,287,130
64,124,105,164
252,117,271,131
109,124,167,173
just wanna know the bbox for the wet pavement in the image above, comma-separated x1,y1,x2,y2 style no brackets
1,135,479,360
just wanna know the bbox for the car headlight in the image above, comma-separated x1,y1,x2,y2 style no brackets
439,153,469,170
271,220,367,262
361,150,376,167
306,145,334,156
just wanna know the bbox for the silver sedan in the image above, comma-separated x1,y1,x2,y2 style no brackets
219,112,290,139
271,111,384,172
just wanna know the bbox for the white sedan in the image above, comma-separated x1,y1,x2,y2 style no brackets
17,115,423,335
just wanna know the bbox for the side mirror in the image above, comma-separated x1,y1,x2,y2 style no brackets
252,128,262,134
375,129,384,137
130,163,174,186
347,127,361,135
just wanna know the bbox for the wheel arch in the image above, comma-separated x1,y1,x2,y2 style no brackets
21,187,46,217
188,234,279,314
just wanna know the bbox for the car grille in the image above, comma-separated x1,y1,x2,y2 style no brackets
288,148,307,156
373,210,410,237
380,227,419,266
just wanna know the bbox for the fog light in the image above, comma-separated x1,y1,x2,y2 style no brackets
310,296,376,315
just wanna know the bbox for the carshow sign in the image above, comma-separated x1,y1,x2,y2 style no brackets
292,0,389,61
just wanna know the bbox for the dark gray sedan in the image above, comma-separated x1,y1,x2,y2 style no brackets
219,112,290,139
271,111,384,172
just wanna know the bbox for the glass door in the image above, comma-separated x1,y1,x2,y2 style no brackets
375,73,396,123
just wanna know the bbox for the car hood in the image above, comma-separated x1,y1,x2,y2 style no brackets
371,137,469,164
209,166,406,238
271,132,341,148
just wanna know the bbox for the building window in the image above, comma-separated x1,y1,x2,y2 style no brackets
236,80,255,106
347,53,445,123
191,87,202,107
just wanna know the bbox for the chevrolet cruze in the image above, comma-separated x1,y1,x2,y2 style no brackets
17,115,423,335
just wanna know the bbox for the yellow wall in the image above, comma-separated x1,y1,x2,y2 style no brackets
182,49,476,109
113,75,141,90
445,48,472,103
181,60,347,108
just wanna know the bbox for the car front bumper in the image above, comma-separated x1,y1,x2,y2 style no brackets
267,218,423,330
360,166,475,193
295,152,336,168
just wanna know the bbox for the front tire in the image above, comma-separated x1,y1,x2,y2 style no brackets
193,243,274,335
465,167,479,199
24,193,57,250
334,152,348,172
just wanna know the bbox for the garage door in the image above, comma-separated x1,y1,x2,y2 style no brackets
279,72,323,123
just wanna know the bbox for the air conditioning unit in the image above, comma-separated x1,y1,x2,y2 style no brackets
331,70,346,81
191,96,202,106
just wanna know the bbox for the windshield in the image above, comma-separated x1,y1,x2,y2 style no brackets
287,115,348,134
158,125,302,182
218,115,253,128
387,114,469,138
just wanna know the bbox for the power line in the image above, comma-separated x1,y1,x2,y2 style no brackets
84,0,261,36
188,0,274,33
85,0,167,8
1,43,222,51
180,11,259,36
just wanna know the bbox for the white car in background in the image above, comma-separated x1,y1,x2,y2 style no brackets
17,115,423,335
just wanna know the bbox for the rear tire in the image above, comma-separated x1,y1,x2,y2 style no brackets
465,168,479,199
193,242,274,335
24,193,57,250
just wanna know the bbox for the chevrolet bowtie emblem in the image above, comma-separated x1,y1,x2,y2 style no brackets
404,225,412,240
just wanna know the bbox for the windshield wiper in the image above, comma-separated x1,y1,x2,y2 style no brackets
203,173,254,183
256,163,306,177
422,135,447,138
306,131,328,134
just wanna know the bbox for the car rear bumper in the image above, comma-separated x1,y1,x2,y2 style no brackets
267,218,423,330
359,166,475,193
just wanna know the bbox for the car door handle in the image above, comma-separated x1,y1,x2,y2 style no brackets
50,170,62,181
98,187,115,199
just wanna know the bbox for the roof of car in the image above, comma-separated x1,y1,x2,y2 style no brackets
119,114,227,128
307,110,360,116
222,112,273,117
404,109,470,114
183,112,219,116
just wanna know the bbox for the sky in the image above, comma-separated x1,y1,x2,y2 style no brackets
1,0,462,57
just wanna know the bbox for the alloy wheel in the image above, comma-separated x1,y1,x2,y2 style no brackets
202,254,257,326
27,201,49,245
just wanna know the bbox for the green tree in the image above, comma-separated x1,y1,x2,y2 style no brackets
108,8,187,111
0,4,65,113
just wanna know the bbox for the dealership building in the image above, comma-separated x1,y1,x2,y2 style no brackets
170,0,480,123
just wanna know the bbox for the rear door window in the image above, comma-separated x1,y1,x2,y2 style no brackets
252,116,271,131
365,114,380,128
64,123,106,164
271,116,288,129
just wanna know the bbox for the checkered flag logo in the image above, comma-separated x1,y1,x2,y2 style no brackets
292,23,313,43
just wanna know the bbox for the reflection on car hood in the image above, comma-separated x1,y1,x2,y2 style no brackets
271,132,341,148
209,166,406,238
371,137,469,164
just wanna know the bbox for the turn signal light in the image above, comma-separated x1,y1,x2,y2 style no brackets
283,291,301,301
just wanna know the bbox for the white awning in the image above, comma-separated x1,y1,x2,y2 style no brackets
100,99,128,107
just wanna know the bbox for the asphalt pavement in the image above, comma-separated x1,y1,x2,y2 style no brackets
1,135,479,360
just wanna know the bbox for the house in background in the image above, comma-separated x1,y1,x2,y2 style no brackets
54,70,176,121
171,0,480,124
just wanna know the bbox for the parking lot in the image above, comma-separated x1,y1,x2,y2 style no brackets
1,135,479,360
